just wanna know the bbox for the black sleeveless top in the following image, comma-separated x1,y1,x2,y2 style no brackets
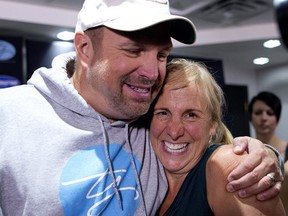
160,144,221,216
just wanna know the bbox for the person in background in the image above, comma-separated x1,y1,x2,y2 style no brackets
249,91,288,215
249,91,288,161
0,0,284,215
150,58,286,216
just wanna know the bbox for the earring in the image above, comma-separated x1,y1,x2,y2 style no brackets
209,135,213,144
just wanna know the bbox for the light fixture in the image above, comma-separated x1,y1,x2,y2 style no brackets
253,57,269,65
263,39,281,48
57,31,75,41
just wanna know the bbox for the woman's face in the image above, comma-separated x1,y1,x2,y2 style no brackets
150,82,216,176
251,100,278,135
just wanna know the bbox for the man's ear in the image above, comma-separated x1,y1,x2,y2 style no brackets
74,32,91,66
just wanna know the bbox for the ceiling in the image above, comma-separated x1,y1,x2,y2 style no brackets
0,0,287,72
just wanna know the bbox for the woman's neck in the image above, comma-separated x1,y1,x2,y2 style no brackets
257,133,287,158
256,132,274,145
158,173,187,216
257,133,282,146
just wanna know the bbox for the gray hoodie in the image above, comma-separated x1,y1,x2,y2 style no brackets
0,52,167,216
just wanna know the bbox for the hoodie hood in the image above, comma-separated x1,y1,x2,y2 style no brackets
28,52,128,128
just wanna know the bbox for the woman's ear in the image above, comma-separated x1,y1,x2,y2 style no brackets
210,122,217,137
74,32,91,66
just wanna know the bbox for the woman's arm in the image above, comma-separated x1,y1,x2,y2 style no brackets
207,144,286,216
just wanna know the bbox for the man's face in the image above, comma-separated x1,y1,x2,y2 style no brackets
78,25,172,122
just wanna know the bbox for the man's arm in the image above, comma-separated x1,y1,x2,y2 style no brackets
227,136,284,200
207,144,286,216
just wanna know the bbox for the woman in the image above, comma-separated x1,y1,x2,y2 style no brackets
248,91,288,214
248,91,288,161
149,59,285,216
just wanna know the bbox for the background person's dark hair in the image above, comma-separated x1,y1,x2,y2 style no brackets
248,91,282,122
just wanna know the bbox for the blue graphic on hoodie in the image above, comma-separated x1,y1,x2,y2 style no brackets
59,144,141,215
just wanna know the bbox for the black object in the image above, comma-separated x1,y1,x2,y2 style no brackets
274,0,288,49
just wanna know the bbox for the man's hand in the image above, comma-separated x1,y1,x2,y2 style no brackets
226,136,283,200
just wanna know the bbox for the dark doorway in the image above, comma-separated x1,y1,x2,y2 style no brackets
224,84,250,137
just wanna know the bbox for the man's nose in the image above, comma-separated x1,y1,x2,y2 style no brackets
138,54,160,81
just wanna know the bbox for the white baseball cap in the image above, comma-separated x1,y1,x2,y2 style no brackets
75,0,196,44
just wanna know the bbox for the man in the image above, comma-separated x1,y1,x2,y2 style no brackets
0,0,283,215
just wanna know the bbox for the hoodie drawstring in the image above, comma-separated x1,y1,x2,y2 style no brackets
98,115,123,210
97,116,147,215
125,124,147,216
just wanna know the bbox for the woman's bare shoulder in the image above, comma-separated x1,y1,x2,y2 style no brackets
207,144,247,176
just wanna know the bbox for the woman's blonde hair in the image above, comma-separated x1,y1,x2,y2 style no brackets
164,58,233,144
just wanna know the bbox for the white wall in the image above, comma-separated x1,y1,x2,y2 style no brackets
224,61,288,140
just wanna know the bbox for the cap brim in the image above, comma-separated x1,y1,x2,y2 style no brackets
104,14,196,45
